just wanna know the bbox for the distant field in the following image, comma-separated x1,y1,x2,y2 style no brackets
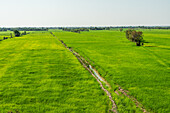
0,31,35,40
0,31,11,40
53,29,170,113
0,32,110,112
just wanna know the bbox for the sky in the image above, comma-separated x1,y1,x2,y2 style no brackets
0,0,170,27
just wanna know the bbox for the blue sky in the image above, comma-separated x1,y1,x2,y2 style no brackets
0,0,170,27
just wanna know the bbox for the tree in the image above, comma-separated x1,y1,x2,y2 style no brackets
10,33,13,38
120,28,123,32
24,31,26,35
71,29,80,33
125,30,144,46
21,31,26,35
14,30,21,37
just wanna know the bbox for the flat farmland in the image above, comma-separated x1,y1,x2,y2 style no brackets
0,32,110,112
53,29,170,113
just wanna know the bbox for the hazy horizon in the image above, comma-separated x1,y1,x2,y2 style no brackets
0,0,170,27
1,25,170,28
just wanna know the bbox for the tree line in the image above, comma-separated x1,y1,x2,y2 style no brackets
111,26,170,29
0,27,48,31
1,26,170,32
0,30,28,42
62,28,89,33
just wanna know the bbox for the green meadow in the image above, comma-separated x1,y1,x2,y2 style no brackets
0,32,110,112
53,29,170,113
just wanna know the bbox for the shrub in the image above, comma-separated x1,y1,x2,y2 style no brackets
14,30,21,37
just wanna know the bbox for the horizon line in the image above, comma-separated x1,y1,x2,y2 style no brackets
1,24,170,28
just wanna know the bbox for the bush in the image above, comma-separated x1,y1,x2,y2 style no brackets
14,30,21,37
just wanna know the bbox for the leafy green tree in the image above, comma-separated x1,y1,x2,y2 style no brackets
126,30,144,46
14,30,21,37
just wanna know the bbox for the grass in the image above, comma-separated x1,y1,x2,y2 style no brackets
0,32,110,112
53,29,170,113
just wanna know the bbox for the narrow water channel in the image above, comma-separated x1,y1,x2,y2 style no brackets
89,65,104,82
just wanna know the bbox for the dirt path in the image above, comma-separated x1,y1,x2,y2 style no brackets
50,32,149,113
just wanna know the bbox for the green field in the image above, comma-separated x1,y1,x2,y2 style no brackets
53,29,170,113
0,32,110,112
0,29,169,113
0,31,11,40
